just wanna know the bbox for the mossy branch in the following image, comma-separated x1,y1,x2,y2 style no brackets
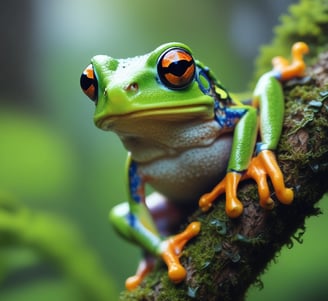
121,1,328,300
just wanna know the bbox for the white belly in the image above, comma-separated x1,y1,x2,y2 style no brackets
139,134,232,203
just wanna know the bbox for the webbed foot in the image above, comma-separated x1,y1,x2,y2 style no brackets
199,150,293,218
199,172,244,218
272,42,309,81
160,221,201,283
246,150,294,208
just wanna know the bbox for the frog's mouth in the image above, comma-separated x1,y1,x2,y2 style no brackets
95,104,214,130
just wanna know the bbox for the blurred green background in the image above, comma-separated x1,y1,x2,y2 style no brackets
0,0,327,300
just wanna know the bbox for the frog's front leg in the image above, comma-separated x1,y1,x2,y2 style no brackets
199,75,290,218
109,154,200,290
199,105,258,218
200,42,308,217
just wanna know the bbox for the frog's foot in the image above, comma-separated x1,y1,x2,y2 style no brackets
246,150,294,209
244,155,273,210
199,172,244,218
272,42,309,81
160,221,201,283
199,179,226,212
125,256,156,291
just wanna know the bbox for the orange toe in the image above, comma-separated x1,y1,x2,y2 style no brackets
226,197,243,218
125,257,155,291
160,221,200,283
168,263,187,283
276,187,294,205
260,197,275,210
126,275,143,291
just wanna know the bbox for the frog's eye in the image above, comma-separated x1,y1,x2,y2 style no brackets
80,64,98,102
157,47,195,89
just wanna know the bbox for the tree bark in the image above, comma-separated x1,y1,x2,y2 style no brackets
120,33,328,301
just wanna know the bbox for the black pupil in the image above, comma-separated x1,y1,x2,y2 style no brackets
80,70,98,101
164,59,193,76
80,73,93,91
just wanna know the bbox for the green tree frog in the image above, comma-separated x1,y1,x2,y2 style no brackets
80,42,308,290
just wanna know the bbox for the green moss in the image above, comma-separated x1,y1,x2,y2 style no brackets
254,0,328,82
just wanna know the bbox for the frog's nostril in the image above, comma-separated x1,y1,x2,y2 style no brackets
124,82,139,92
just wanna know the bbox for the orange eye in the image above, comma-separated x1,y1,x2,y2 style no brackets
80,64,98,102
157,47,195,89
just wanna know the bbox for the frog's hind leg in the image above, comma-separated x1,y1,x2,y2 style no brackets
251,42,309,206
109,202,162,290
109,195,200,290
250,69,295,208
252,42,309,204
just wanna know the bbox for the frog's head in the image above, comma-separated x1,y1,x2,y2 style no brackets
80,42,219,131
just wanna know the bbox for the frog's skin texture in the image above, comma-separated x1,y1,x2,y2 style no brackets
80,42,308,290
